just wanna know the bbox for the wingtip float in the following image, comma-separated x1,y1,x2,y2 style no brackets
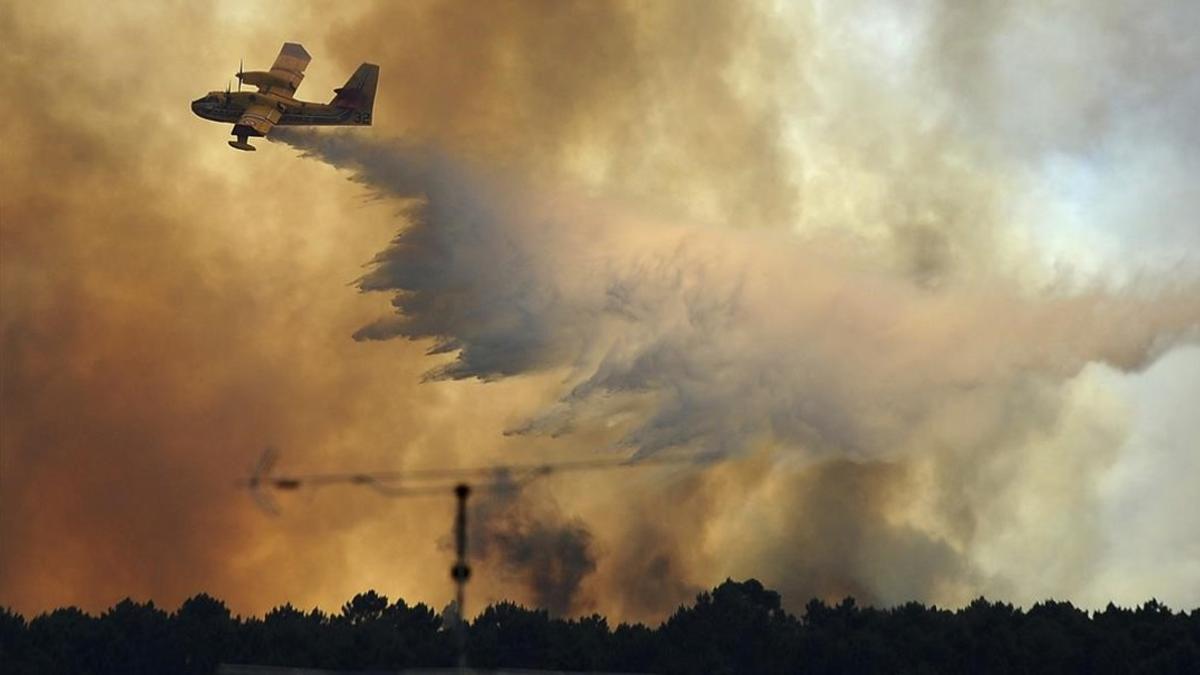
191,42,379,151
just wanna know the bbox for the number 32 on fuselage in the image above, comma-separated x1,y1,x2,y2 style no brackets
191,43,378,151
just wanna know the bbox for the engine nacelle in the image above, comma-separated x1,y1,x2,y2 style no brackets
237,70,295,91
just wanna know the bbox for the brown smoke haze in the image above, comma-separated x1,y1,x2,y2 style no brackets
3,0,1199,624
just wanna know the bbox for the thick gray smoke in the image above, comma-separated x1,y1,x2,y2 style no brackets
4,0,1198,622
274,126,1198,613
467,478,596,616
277,128,1197,458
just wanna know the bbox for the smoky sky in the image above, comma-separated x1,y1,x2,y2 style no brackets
3,0,1199,622
464,477,596,617
271,121,1198,613
276,128,1198,455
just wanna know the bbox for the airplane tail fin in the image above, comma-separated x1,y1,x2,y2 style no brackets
330,63,379,120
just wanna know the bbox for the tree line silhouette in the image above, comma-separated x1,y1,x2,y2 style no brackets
2,579,1197,674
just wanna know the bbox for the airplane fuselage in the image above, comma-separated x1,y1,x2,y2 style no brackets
190,91,372,135
193,44,377,151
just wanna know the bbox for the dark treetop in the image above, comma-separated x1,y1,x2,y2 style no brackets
3,579,1198,674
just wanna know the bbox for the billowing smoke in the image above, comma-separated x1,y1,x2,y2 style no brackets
273,126,1199,611
4,0,1200,622
467,478,596,616
276,129,1197,454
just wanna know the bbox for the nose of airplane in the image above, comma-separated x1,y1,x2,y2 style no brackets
190,98,210,119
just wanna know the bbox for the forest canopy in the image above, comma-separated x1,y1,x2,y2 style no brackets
2,579,1198,674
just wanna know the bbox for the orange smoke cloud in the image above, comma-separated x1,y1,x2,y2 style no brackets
3,0,1199,624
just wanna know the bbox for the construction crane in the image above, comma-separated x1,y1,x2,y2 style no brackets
239,447,712,669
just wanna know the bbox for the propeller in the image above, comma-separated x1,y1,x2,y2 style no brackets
237,58,243,92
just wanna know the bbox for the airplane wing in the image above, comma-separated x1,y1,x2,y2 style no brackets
235,101,283,137
263,42,311,98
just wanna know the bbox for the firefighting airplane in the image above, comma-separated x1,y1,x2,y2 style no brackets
191,43,378,151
